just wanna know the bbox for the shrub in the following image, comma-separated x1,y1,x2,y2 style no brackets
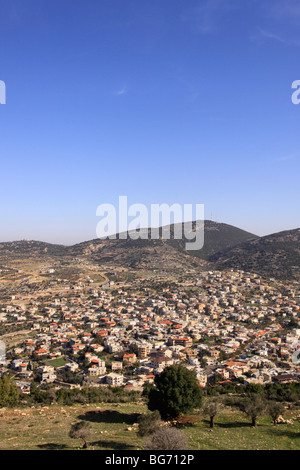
137,410,162,437
143,427,189,450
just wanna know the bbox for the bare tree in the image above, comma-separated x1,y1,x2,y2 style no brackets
143,427,189,450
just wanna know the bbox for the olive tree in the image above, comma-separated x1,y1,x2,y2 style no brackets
241,395,266,427
69,421,92,449
202,399,223,428
267,401,285,425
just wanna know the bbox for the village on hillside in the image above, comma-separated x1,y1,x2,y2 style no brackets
1,264,299,396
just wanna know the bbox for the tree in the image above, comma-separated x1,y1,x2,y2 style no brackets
245,383,264,395
0,376,20,407
267,401,285,425
137,410,162,437
142,382,154,398
69,421,92,449
147,365,203,420
30,381,58,404
202,399,223,428
241,395,266,427
143,427,189,450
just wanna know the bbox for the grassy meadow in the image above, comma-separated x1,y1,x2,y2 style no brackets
0,401,299,450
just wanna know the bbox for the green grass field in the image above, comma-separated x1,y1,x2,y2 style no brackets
0,402,299,450
43,357,67,368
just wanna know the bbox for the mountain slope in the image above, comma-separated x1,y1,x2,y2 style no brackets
0,221,258,275
3,225,300,281
0,240,67,260
63,220,258,268
210,228,300,280
166,220,258,260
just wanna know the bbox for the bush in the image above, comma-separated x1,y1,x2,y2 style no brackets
143,427,189,450
137,410,162,437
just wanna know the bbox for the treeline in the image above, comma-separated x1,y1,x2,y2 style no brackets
1,374,300,409
0,376,141,407
29,382,141,406
205,381,300,403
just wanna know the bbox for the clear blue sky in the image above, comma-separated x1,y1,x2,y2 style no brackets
0,0,300,244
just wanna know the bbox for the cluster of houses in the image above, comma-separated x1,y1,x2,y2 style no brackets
1,268,299,394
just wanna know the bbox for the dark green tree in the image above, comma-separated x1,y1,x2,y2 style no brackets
147,365,203,420
245,383,264,395
0,376,20,407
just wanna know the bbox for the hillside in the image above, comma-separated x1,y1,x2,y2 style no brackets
166,220,259,260
0,240,67,261
0,402,299,450
210,228,300,280
0,221,259,276
62,220,255,271
1,224,300,281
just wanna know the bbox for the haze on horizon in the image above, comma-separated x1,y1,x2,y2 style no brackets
0,0,299,245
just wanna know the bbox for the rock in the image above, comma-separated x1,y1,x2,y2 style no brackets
276,415,293,425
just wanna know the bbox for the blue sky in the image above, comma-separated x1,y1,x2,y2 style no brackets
0,0,300,244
